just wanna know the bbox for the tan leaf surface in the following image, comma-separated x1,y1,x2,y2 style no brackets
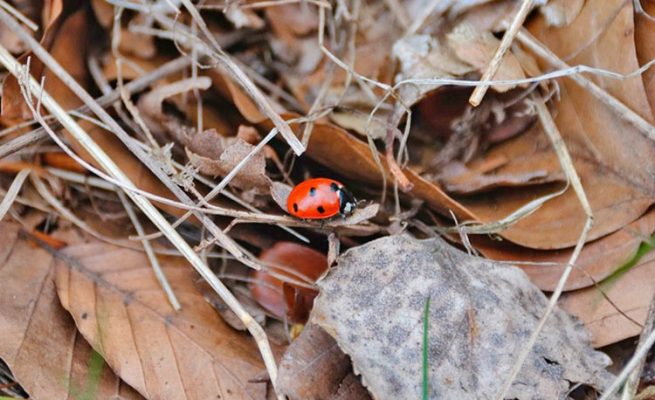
635,0,655,115
0,223,143,400
457,0,655,249
447,23,526,92
313,235,612,399
54,242,268,400
474,208,655,291
1,2,88,120
187,137,271,193
560,250,655,347
276,323,370,400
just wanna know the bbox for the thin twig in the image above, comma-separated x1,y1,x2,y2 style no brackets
495,99,594,399
0,168,30,221
469,0,534,106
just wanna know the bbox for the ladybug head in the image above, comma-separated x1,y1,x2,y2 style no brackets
337,187,357,216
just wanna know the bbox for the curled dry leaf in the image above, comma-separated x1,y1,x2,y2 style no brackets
54,242,268,400
187,136,271,193
250,242,328,323
560,250,655,347
475,208,655,291
312,235,612,399
0,223,143,400
457,0,655,249
277,323,371,400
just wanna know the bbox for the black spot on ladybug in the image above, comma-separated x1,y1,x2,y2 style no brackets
317,206,325,214
293,203,298,212
330,182,339,192
309,187,316,196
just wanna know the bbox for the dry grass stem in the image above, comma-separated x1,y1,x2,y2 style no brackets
621,291,655,399
0,168,30,221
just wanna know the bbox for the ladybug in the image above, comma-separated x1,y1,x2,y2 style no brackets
287,178,357,219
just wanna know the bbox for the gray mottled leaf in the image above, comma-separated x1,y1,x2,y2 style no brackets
312,235,612,400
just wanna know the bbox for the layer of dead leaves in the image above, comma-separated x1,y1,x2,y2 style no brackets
1,0,655,399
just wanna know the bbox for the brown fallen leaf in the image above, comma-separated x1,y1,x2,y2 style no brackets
187,136,271,193
635,0,655,115
277,323,371,400
474,208,655,291
2,1,87,120
54,242,268,399
0,223,144,400
560,250,655,347
313,235,612,399
250,242,327,323
456,0,655,249
447,22,526,92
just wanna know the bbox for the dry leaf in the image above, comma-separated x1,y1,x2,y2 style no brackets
2,3,88,120
0,223,144,400
475,208,655,291
313,235,612,399
457,0,655,249
447,23,526,92
187,136,271,193
635,0,655,116
539,0,585,27
54,242,268,399
277,323,370,400
249,242,327,323
392,34,473,106
560,250,655,347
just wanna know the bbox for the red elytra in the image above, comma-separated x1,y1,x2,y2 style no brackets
249,242,328,323
286,178,357,219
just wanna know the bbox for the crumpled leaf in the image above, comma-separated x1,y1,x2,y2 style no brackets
560,249,655,347
447,22,526,92
277,323,371,400
392,34,472,107
0,223,143,400
313,235,612,399
187,136,271,193
54,242,268,400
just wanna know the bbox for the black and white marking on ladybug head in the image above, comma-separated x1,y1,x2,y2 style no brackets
337,187,357,216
